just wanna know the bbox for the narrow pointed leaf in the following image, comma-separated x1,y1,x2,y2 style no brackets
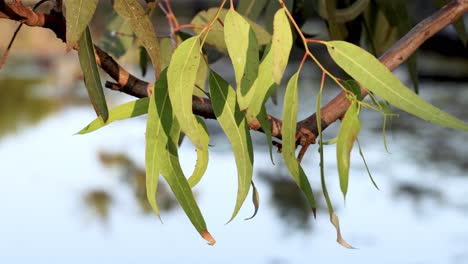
209,71,254,222
64,0,98,49
281,73,316,211
317,82,354,249
224,9,259,110
114,0,162,78
77,97,149,134
326,41,468,131
150,70,215,245
336,100,361,198
264,0,293,33
356,140,379,190
245,181,260,220
272,9,293,85
187,117,209,188
159,37,174,70
77,27,109,122
99,15,134,58
139,46,149,76
167,37,208,150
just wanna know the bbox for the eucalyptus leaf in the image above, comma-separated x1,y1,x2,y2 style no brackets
114,0,162,77
272,9,293,85
237,0,269,20
77,98,149,134
209,71,254,222
224,9,259,110
64,0,98,49
326,41,468,131
336,100,361,198
281,73,317,212
148,70,215,245
77,27,109,122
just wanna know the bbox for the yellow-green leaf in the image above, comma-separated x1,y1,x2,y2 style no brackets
326,41,468,131
191,8,271,51
281,73,316,212
167,37,207,150
272,9,292,85
77,27,109,122
159,37,174,70
237,0,269,20
336,100,361,198
187,117,209,188
77,97,149,134
64,0,98,49
148,70,215,245
245,181,260,220
224,9,259,110
317,82,354,249
114,0,162,78
209,71,254,222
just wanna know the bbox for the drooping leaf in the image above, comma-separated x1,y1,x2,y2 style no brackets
193,58,209,97
224,9,260,110
64,0,98,49
209,71,254,222
245,44,276,164
272,9,293,85
315,0,369,23
316,74,354,249
167,36,208,150
356,139,379,190
187,117,209,188
325,41,468,131
191,8,271,51
322,0,348,40
237,0,269,20
281,73,317,212
148,70,215,245
245,181,260,220
77,27,109,122
77,97,149,134
336,100,361,198
114,0,162,78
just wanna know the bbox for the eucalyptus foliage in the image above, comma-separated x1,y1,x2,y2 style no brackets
66,0,467,246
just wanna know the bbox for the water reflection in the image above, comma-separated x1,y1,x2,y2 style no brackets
98,151,177,216
0,78,60,137
258,167,326,232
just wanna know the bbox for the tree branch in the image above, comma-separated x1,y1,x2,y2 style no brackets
0,0,466,147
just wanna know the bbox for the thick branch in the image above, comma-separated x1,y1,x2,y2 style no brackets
0,0,466,146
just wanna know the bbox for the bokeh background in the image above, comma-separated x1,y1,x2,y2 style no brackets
0,1,467,263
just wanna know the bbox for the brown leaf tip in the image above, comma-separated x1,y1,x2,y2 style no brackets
202,230,216,245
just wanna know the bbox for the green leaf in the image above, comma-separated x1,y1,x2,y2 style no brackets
272,9,293,85
237,0,269,20
356,140,379,190
191,8,271,51
245,44,276,164
193,59,209,97
325,41,468,131
148,70,215,245
209,71,254,222
316,0,369,23
264,0,293,33
281,73,317,213
245,181,260,220
77,97,149,134
77,27,109,122
64,0,98,49
187,117,209,188
224,9,260,110
316,77,354,249
114,0,162,78
434,0,467,46
336,100,361,198
167,36,207,150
